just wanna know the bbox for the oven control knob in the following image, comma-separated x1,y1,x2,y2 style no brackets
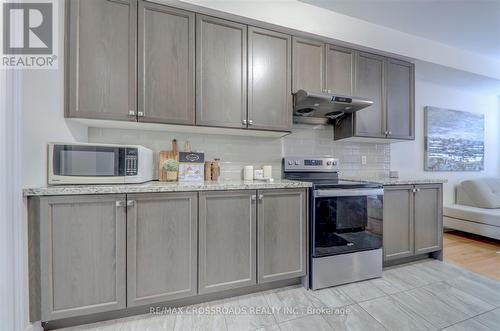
287,160,293,165
295,160,300,165
327,161,333,166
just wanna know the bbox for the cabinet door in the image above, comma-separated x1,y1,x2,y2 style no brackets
386,59,415,140
198,190,256,294
354,52,385,137
138,2,195,125
67,0,137,121
325,44,354,96
248,27,292,131
127,192,197,307
40,195,126,321
196,15,247,128
383,186,414,261
414,184,443,254
258,189,306,283
292,37,324,93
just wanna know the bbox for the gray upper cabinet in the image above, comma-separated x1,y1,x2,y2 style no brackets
138,2,195,125
198,190,257,294
196,15,247,128
66,0,137,121
325,44,354,96
40,195,126,321
257,189,306,283
386,58,415,140
292,37,324,93
126,192,197,307
414,184,443,254
383,186,414,261
248,27,292,131
354,52,385,138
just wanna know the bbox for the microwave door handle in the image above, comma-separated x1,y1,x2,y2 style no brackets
315,188,384,197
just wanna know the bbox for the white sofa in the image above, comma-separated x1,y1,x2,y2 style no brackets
444,178,500,240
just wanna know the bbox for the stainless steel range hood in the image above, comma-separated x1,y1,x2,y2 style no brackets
293,89,373,125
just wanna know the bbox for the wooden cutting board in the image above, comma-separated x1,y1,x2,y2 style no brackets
159,139,178,181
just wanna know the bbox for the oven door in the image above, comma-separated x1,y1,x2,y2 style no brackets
48,144,126,184
312,188,383,257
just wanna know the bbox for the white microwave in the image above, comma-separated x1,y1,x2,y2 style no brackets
48,143,153,185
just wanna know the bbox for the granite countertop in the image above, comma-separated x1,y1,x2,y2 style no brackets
341,176,448,185
23,179,312,197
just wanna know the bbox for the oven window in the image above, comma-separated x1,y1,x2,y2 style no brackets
53,145,123,177
313,194,383,257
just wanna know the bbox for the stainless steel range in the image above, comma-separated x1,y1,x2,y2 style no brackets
283,156,384,290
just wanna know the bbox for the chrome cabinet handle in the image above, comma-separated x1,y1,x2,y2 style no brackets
258,194,263,200
128,110,136,116
116,201,126,207
251,195,256,201
127,200,135,207
242,119,248,125
388,131,392,135
248,120,253,125
137,111,144,117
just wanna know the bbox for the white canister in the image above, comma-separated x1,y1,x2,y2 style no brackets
263,165,273,179
244,165,254,181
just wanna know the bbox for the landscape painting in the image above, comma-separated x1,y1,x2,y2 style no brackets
425,106,484,171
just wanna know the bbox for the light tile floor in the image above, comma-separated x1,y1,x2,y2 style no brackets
61,260,500,331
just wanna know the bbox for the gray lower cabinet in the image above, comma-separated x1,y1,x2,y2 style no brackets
66,0,137,121
415,184,443,254
257,189,306,283
383,184,443,262
196,15,247,128
248,27,292,131
354,51,385,138
138,2,195,125
383,186,414,261
198,190,257,294
325,44,354,96
386,58,415,140
126,192,198,307
292,37,324,93
39,195,127,321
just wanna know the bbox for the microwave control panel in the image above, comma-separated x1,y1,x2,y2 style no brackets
125,148,138,176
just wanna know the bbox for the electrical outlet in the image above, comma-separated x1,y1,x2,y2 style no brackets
361,155,367,165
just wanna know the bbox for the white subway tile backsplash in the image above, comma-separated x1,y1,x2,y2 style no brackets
88,124,390,180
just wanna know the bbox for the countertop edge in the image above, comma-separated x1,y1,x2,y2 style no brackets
340,177,448,185
23,180,313,197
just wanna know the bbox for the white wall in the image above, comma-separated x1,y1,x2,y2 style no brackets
391,70,500,205
22,0,87,188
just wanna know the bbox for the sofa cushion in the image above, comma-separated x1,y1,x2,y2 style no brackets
459,178,500,209
444,204,500,227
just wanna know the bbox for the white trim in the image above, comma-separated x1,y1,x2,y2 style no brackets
0,6,40,330
1,58,28,331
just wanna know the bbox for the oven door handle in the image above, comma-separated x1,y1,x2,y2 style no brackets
314,188,384,197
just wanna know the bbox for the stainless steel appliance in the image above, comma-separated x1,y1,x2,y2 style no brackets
283,156,383,290
293,90,373,125
48,143,153,185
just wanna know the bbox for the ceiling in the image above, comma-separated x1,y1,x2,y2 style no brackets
299,0,500,59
